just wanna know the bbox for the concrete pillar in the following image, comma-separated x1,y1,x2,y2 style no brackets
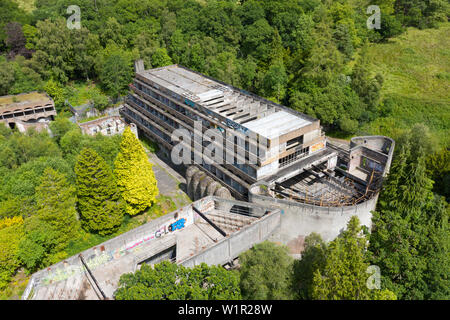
191,171,205,201
200,176,214,199
185,166,199,199
206,181,221,196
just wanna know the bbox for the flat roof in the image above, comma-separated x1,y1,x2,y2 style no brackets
0,92,52,110
244,111,311,139
138,65,317,140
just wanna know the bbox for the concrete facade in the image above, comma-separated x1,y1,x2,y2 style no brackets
22,197,281,300
78,115,135,137
247,136,395,256
120,64,330,200
0,91,56,129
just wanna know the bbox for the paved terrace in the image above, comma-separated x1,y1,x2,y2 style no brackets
22,197,280,300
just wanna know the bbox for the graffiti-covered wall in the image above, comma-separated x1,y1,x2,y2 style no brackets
21,199,214,299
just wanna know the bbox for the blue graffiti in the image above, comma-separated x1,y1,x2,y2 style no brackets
169,218,186,232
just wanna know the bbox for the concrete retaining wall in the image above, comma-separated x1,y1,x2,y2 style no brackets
180,210,281,268
186,166,233,201
249,183,379,252
21,203,199,300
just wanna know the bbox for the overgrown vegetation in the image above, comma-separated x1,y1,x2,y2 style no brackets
0,122,159,295
0,0,448,300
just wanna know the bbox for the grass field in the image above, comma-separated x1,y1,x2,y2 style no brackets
362,23,450,147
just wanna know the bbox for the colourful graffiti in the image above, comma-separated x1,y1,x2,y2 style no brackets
40,217,191,285
169,218,186,232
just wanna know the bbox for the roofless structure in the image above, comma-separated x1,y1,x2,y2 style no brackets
0,91,56,130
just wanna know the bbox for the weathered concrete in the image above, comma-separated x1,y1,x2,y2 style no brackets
22,197,281,300
249,181,379,257
0,91,56,127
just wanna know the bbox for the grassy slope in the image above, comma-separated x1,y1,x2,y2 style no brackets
362,23,450,147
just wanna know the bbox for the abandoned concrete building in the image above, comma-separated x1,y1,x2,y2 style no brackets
0,91,56,132
121,64,395,251
121,64,330,201
22,197,281,300
77,115,136,137
21,65,395,300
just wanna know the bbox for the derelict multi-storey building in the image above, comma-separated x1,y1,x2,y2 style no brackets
121,63,337,200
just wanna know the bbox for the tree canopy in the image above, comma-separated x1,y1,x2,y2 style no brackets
75,148,124,235
114,127,158,216
115,261,241,300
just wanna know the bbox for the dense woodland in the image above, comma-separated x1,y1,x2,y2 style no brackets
0,0,449,300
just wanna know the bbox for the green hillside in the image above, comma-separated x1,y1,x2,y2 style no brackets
363,23,450,147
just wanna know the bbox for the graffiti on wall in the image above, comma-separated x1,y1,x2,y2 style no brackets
40,216,191,285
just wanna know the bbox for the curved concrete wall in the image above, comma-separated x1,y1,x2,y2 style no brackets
249,182,379,256
186,166,200,199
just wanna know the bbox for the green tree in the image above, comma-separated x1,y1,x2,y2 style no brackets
115,261,241,300
242,18,274,62
293,233,327,299
151,48,173,68
30,19,99,83
35,168,79,250
311,216,396,300
426,148,450,201
43,79,66,111
0,57,15,95
49,115,78,145
369,128,449,299
114,127,158,216
239,241,295,300
75,148,124,235
0,216,24,289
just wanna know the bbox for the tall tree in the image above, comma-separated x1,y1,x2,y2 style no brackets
114,127,158,216
35,168,79,250
30,19,99,83
5,22,31,59
239,241,295,300
369,128,450,299
75,148,124,235
97,45,135,98
0,57,14,95
311,216,397,300
293,233,327,300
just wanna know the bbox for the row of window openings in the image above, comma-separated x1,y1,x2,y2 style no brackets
130,93,265,160
279,147,310,168
202,162,247,194
134,85,265,155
